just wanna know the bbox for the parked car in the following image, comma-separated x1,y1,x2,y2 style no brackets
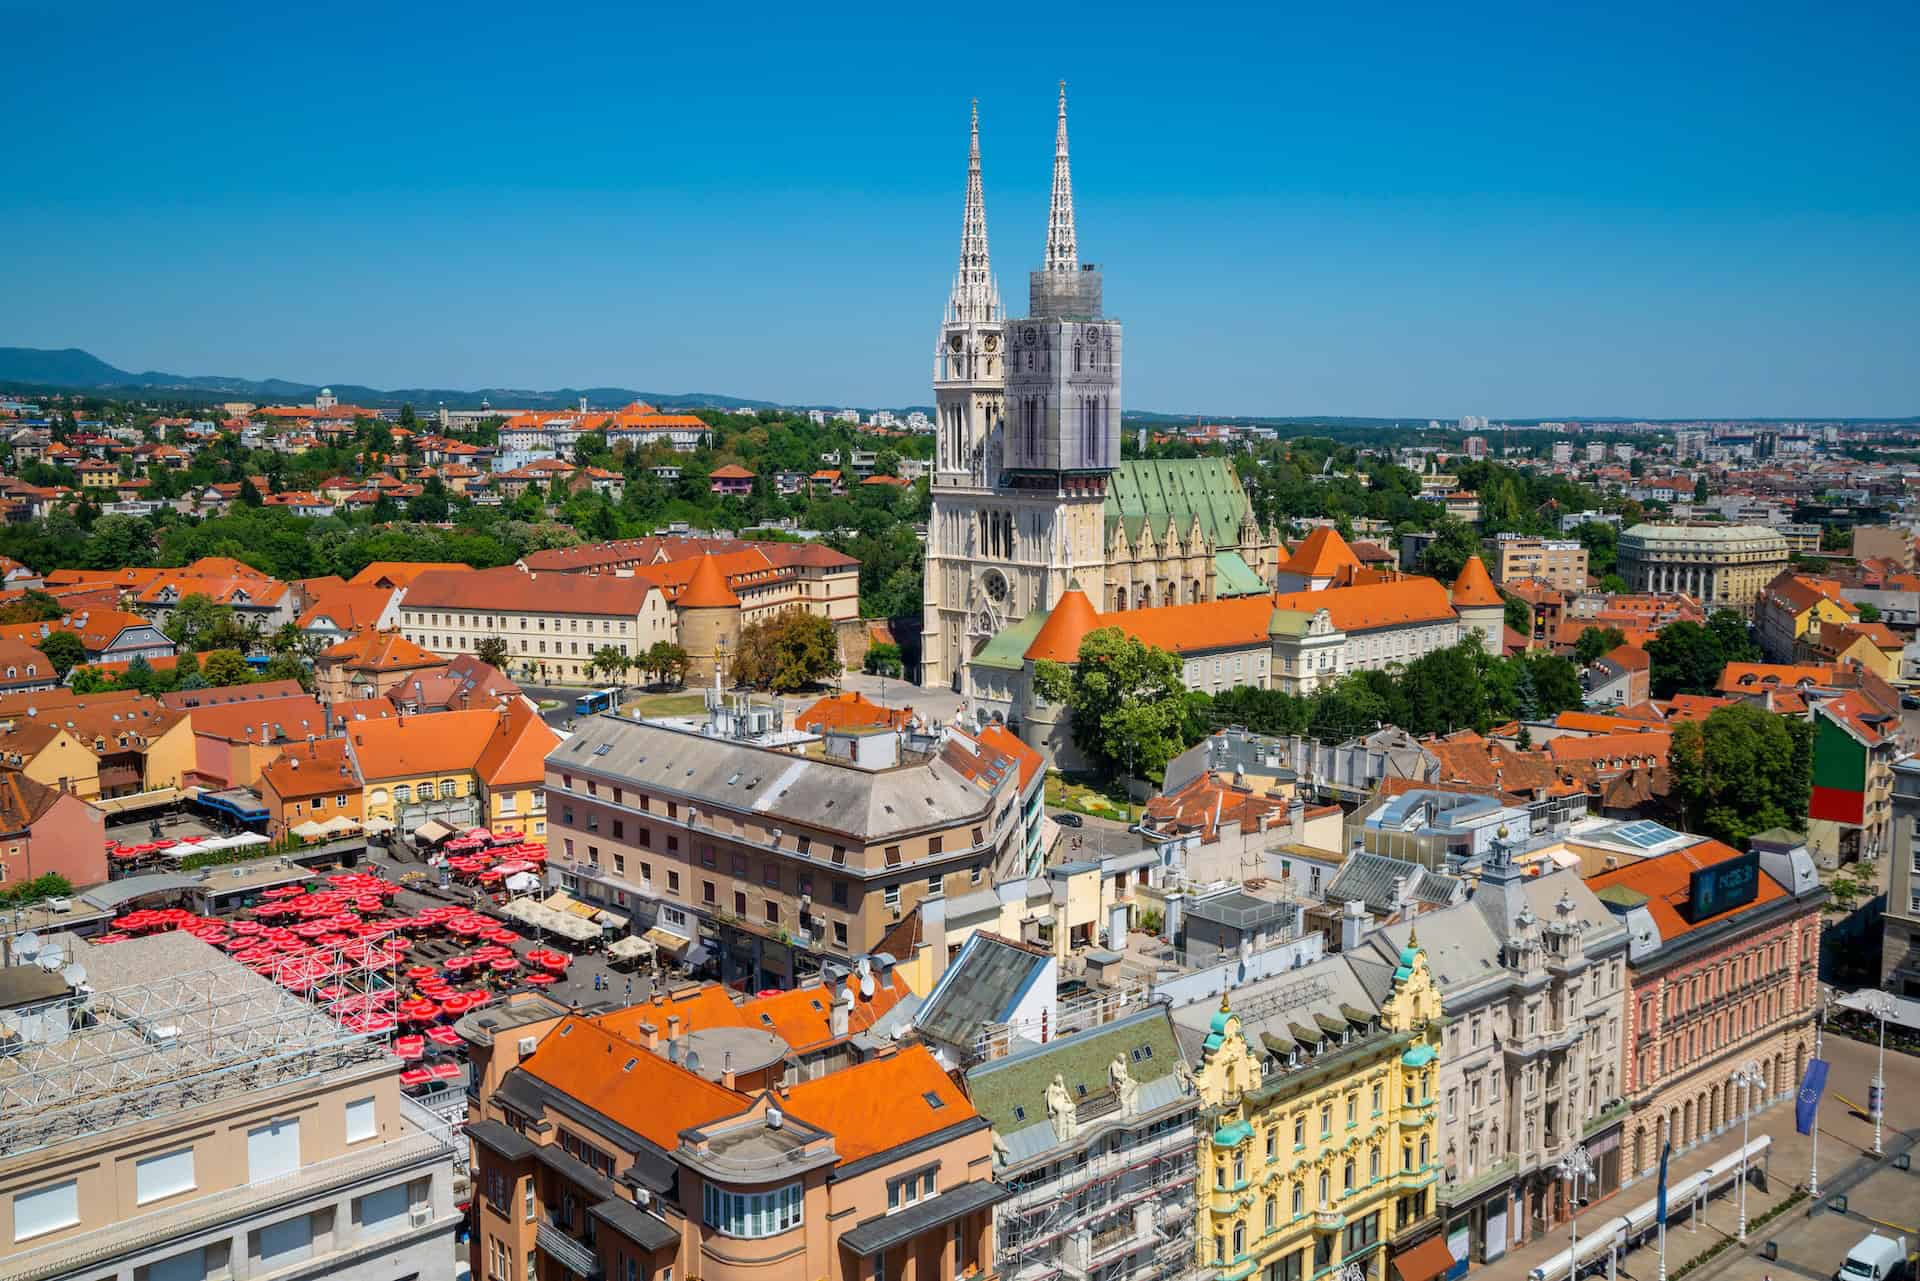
1055,812,1083,828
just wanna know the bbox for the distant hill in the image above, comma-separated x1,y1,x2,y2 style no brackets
0,346,785,413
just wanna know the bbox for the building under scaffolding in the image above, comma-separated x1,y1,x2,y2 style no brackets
0,931,459,1281
965,1004,1201,1281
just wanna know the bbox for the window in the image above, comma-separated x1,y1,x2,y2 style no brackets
247,1117,300,1181
885,885,900,912
1266,1130,1278,1162
885,845,902,867
356,1183,411,1233
834,921,848,947
1319,1103,1332,1137
13,1178,78,1243
765,901,779,925
832,880,849,908
704,881,717,905
395,785,411,804
1343,1211,1379,1256
735,891,747,915
135,1144,196,1206
1265,1252,1304,1281
1446,1087,1458,1121
256,1213,314,1268
1291,1184,1303,1216
1293,1116,1304,1147
1369,1147,1380,1180
524,1181,535,1222
703,1182,803,1238
346,1096,377,1143
887,1169,937,1212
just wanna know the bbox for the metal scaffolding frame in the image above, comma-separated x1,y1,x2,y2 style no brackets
0,938,396,1158
998,1126,1197,1280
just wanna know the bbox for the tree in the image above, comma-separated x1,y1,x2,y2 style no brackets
262,653,314,691
1033,627,1190,781
35,630,86,678
644,641,690,689
1574,626,1629,666
1670,704,1812,846
201,648,252,687
1417,521,1482,582
732,610,841,692
270,621,304,656
590,645,631,694
1857,602,1882,624
1600,573,1630,594
864,641,903,677
165,593,243,651
1504,594,1531,633
0,589,65,624
1647,622,1719,698
1693,476,1710,502
475,635,512,670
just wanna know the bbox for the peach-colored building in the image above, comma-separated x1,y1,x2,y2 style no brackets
467,980,1000,1281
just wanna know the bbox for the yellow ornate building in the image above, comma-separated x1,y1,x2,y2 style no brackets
1188,938,1453,1281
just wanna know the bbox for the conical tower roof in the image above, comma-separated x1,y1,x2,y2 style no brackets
1280,526,1362,578
1025,580,1100,662
1044,81,1077,274
678,553,740,608
1451,555,1504,608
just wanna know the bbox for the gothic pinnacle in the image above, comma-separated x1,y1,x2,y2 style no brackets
1044,80,1078,274
949,97,999,325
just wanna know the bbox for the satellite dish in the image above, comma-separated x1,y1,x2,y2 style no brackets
36,945,64,971
61,963,86,987
15,931,41,960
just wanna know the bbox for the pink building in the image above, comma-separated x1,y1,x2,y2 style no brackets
709,463,757,497
0,770,106,890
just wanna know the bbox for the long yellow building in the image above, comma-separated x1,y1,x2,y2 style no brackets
1186,938,1453,1281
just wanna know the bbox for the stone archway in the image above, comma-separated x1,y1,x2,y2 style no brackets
1683,1099,1694,1145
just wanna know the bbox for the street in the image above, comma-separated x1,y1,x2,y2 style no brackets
1472,1026,1920,1281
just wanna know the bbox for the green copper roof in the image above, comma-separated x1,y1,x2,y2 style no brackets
971,608,1049,671
963,1007,1183,1137
1105,458,1254,548
1268,608,1313,637
1213,1118,1255,1148
1213,550,1269,597
1401,1043,1438,1069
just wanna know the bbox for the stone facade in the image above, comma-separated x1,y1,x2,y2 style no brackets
1887,758,1920,997
1616,523,1789,615
920,91,1281,691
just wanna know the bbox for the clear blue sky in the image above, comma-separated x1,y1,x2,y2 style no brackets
4,1,1916,419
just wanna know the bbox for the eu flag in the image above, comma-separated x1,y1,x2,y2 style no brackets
1797,1058,1830,1136
1656,1138,1672,1227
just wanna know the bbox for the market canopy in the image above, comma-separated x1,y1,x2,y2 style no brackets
414,818,456,845
1833,989,1920,1031
607,936,654,963
501,896,600,943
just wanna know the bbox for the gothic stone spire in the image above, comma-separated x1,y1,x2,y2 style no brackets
1044,80,1077,274
948,98,1001,325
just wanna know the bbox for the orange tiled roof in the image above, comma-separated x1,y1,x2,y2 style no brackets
518,1016,746,1150
1450,556,1505,608
321,628,443,672
793,691,911,734
675,553,741,608
708,463,756,479
1716,662,1840,694
348,561,472,589
778,1044,975,1163
1271,576,1458,634
186,695,328,743
1280,526,1362,577
1817,690,1898,746
977,724,1043,790
1023,583,1105,662
1143,770,1290,842
1545,731,1671,767
1585,839,1789,942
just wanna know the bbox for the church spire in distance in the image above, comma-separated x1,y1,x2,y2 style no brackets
1044,80,1078,273
948,99,1001,325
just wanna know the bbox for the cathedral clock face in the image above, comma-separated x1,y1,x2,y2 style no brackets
1023,326,1038,345
949,333,964,352
984,334,998,352
1086,326,1102,344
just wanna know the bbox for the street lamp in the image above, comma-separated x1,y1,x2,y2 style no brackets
1731,1061,1764,1241
1867,991,1893,1157
1559,1145,1593,1280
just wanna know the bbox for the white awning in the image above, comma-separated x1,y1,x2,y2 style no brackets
607,936,655,962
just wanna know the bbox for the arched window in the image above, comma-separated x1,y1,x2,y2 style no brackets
1343,1159,1354,1192
1232,1223,1244,1258
395,785,411,804
1317,1171,1329,1207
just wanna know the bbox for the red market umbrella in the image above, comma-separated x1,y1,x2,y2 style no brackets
523,973,556,987
489,957,520,972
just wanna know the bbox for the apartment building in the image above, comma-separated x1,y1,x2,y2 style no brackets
968,1006,1197,1281
545,715,1023,991
1486,534,1590,593
0,932,459,1281
1184,939,1452,1281
1354,856,1630,1267
1587,835,1825,1180
397,567,677,686
466,1007,999,1281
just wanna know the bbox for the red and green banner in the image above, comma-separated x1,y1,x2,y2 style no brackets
1810,712,1866,824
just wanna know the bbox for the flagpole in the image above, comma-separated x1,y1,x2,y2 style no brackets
1809,997,1825,1199
1657,1114,1668,1281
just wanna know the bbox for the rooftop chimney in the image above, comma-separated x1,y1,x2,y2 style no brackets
1340,897,1368,952
666,1013,681,1040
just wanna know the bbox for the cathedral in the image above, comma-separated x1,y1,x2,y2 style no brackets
919,86,1286,690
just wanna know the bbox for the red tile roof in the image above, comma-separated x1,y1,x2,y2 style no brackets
1585,839,1789,941
1450,555,1505,608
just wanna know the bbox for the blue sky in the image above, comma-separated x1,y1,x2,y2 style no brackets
4,0,1916,418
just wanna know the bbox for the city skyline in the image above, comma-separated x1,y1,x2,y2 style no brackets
4,2,1916,418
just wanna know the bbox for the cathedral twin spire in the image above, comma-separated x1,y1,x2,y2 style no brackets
1044,81,1078,274
947,83,1080,320
948,99,1001,326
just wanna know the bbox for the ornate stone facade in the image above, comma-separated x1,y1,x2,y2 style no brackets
921,89,1283,690
1616,523,1789,614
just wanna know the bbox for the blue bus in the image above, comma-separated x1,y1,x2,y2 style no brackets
575,687,620,715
